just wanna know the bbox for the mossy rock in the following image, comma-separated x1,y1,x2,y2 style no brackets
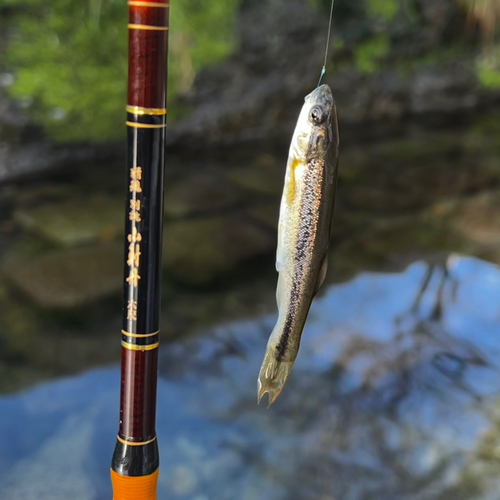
224,154,284,197
340,131,500,212
245,202,280,230
164,215,274,286
3,242,123,308
331,215,464,282
165,174,241,218
446,191,500,247
14,195,124,247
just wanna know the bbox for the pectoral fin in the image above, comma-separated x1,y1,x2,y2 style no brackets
276,272,285,310
314,256,328,295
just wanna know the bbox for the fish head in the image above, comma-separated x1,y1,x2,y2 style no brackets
292,84,338,162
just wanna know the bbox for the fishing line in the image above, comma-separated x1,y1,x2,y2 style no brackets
317,0,336,87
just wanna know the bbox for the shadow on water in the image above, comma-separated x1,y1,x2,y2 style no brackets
1,256,500,499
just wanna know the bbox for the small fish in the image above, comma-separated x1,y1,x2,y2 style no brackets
257,84,340,406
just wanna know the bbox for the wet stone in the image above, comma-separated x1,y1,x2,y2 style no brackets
331,216,462,282
168,465,198,496
344,183,425,212
367,132,462,163
14,195,124,247
3,242,123,308
164,215,274,286
450,190,500,247
410,64,477,114
165,174,241,218
224,154,284,197
341,136,500,212
246,202,279,230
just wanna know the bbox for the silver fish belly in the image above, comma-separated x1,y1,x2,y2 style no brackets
258,84,339,406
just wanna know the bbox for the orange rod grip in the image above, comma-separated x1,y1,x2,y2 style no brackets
110,469,158,500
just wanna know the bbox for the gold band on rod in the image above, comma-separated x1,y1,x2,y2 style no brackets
117,435,157,446
129,1,169,7
122,329,159,338
128,24,169,30
121,340,159,351
127,106,167,116
126,121,166,129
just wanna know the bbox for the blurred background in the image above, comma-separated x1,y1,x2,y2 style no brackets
1,0,500,498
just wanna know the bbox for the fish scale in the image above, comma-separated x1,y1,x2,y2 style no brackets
277,160,325,358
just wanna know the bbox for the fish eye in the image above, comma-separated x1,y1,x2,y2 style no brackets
309,105,326,125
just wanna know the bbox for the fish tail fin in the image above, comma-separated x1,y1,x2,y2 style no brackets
257,348,294,407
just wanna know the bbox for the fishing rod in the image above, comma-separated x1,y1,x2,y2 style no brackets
110,1,169,498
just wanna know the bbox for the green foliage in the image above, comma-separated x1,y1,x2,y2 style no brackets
306,0,329,10
395,45,472,77
354,34,390,73
169,0,239,93
185,0,238,66
478,65,500,88
4,0,126,142
333,37,344,50
365,0,398,22
2,0,239,142
477,46,500,89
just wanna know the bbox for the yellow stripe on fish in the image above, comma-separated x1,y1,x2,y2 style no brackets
284,158,304,206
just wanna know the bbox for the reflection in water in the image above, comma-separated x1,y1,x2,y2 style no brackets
1,256,500,499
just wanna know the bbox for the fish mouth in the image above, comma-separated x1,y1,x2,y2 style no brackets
305,84,333,109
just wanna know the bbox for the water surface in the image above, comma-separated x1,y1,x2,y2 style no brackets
1,256,500,499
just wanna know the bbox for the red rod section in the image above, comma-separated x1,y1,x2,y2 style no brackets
111,1,169,498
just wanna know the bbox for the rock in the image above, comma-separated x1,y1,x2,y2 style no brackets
164,215,274,286
166,0,327,146
14,195,124,247
0,141,123,184
164,0,498,148
331,215,462,282
164,174,240,218
340,132,500,212
0,85,31,145
224,154,284,197
410,63,478,114
450,191,500,246
344,183,425,211
368,71,409,121
168,466,198,497
0,0,497,183
413,0,462,41
246,202,279,229
3,242,123,308
461,112,500,155
366,132,461,162
0,361,46,393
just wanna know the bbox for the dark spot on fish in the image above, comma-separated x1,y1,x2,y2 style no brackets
276,280,300,360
